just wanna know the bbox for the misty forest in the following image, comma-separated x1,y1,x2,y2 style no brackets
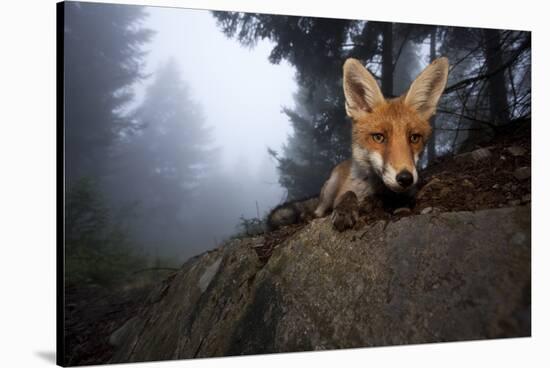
64,2,530,287
63,2,531,364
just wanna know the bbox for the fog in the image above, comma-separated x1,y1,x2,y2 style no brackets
126,7,298,259
64,2,530,282
65,2,300,265
139,7,296,171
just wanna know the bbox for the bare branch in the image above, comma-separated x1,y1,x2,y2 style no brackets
437,108,497,128
444,37,530,94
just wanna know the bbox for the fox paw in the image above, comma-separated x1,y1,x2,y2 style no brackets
331,191,359,232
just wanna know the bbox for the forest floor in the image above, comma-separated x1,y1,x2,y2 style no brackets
63,119,531,365
63,285,149,366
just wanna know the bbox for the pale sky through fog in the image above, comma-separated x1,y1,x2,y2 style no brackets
137,5,297,176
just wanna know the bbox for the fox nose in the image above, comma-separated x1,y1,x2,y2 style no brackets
396,170,414,188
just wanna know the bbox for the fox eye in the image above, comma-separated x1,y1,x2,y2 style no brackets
371,133,385,143
410,134,422,144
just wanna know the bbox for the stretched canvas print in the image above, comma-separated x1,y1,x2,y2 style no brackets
57,1,531,366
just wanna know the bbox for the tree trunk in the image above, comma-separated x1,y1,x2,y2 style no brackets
483,28,509,125
381,22,393,96
427,27,437,164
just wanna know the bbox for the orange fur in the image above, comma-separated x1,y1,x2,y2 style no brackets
315,57,449,217
352,98,431,174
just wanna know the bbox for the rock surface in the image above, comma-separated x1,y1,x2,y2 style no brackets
454,147,492,163
110,206,531,363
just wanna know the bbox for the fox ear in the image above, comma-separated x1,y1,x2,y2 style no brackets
343,58,385,118
404,57,449,120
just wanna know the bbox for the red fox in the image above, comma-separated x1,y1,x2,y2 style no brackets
314,57,449,220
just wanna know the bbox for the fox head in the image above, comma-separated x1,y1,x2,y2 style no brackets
343,57,449,193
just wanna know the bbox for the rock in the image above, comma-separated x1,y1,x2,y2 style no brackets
417,178,444,199
462,179,474,188
424,177,442,188
506,146,527,157
508,199,521,206
109,317,137,347
420,207,433,214
521,194,531,203
492,184,500,190
110,207,531,363
393,207,412,215
513,167,531,181
250,237,264,249
440,187,452,197
454,147,492,164
419,207,442,215
199,257,222,292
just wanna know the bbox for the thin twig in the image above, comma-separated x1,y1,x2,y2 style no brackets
444,37,530,94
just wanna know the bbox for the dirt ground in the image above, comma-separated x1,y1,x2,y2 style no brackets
412,122,531,214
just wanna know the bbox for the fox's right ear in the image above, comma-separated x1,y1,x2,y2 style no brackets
343,58,385,118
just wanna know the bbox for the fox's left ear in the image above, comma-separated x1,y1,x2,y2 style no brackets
404,57,449,120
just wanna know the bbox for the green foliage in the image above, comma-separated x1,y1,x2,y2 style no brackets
268,83,351,199
105,60,218,253
64,2,153,183
214,12,531,198
212,13,386,199
65,178,150,287
213,12,351,86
